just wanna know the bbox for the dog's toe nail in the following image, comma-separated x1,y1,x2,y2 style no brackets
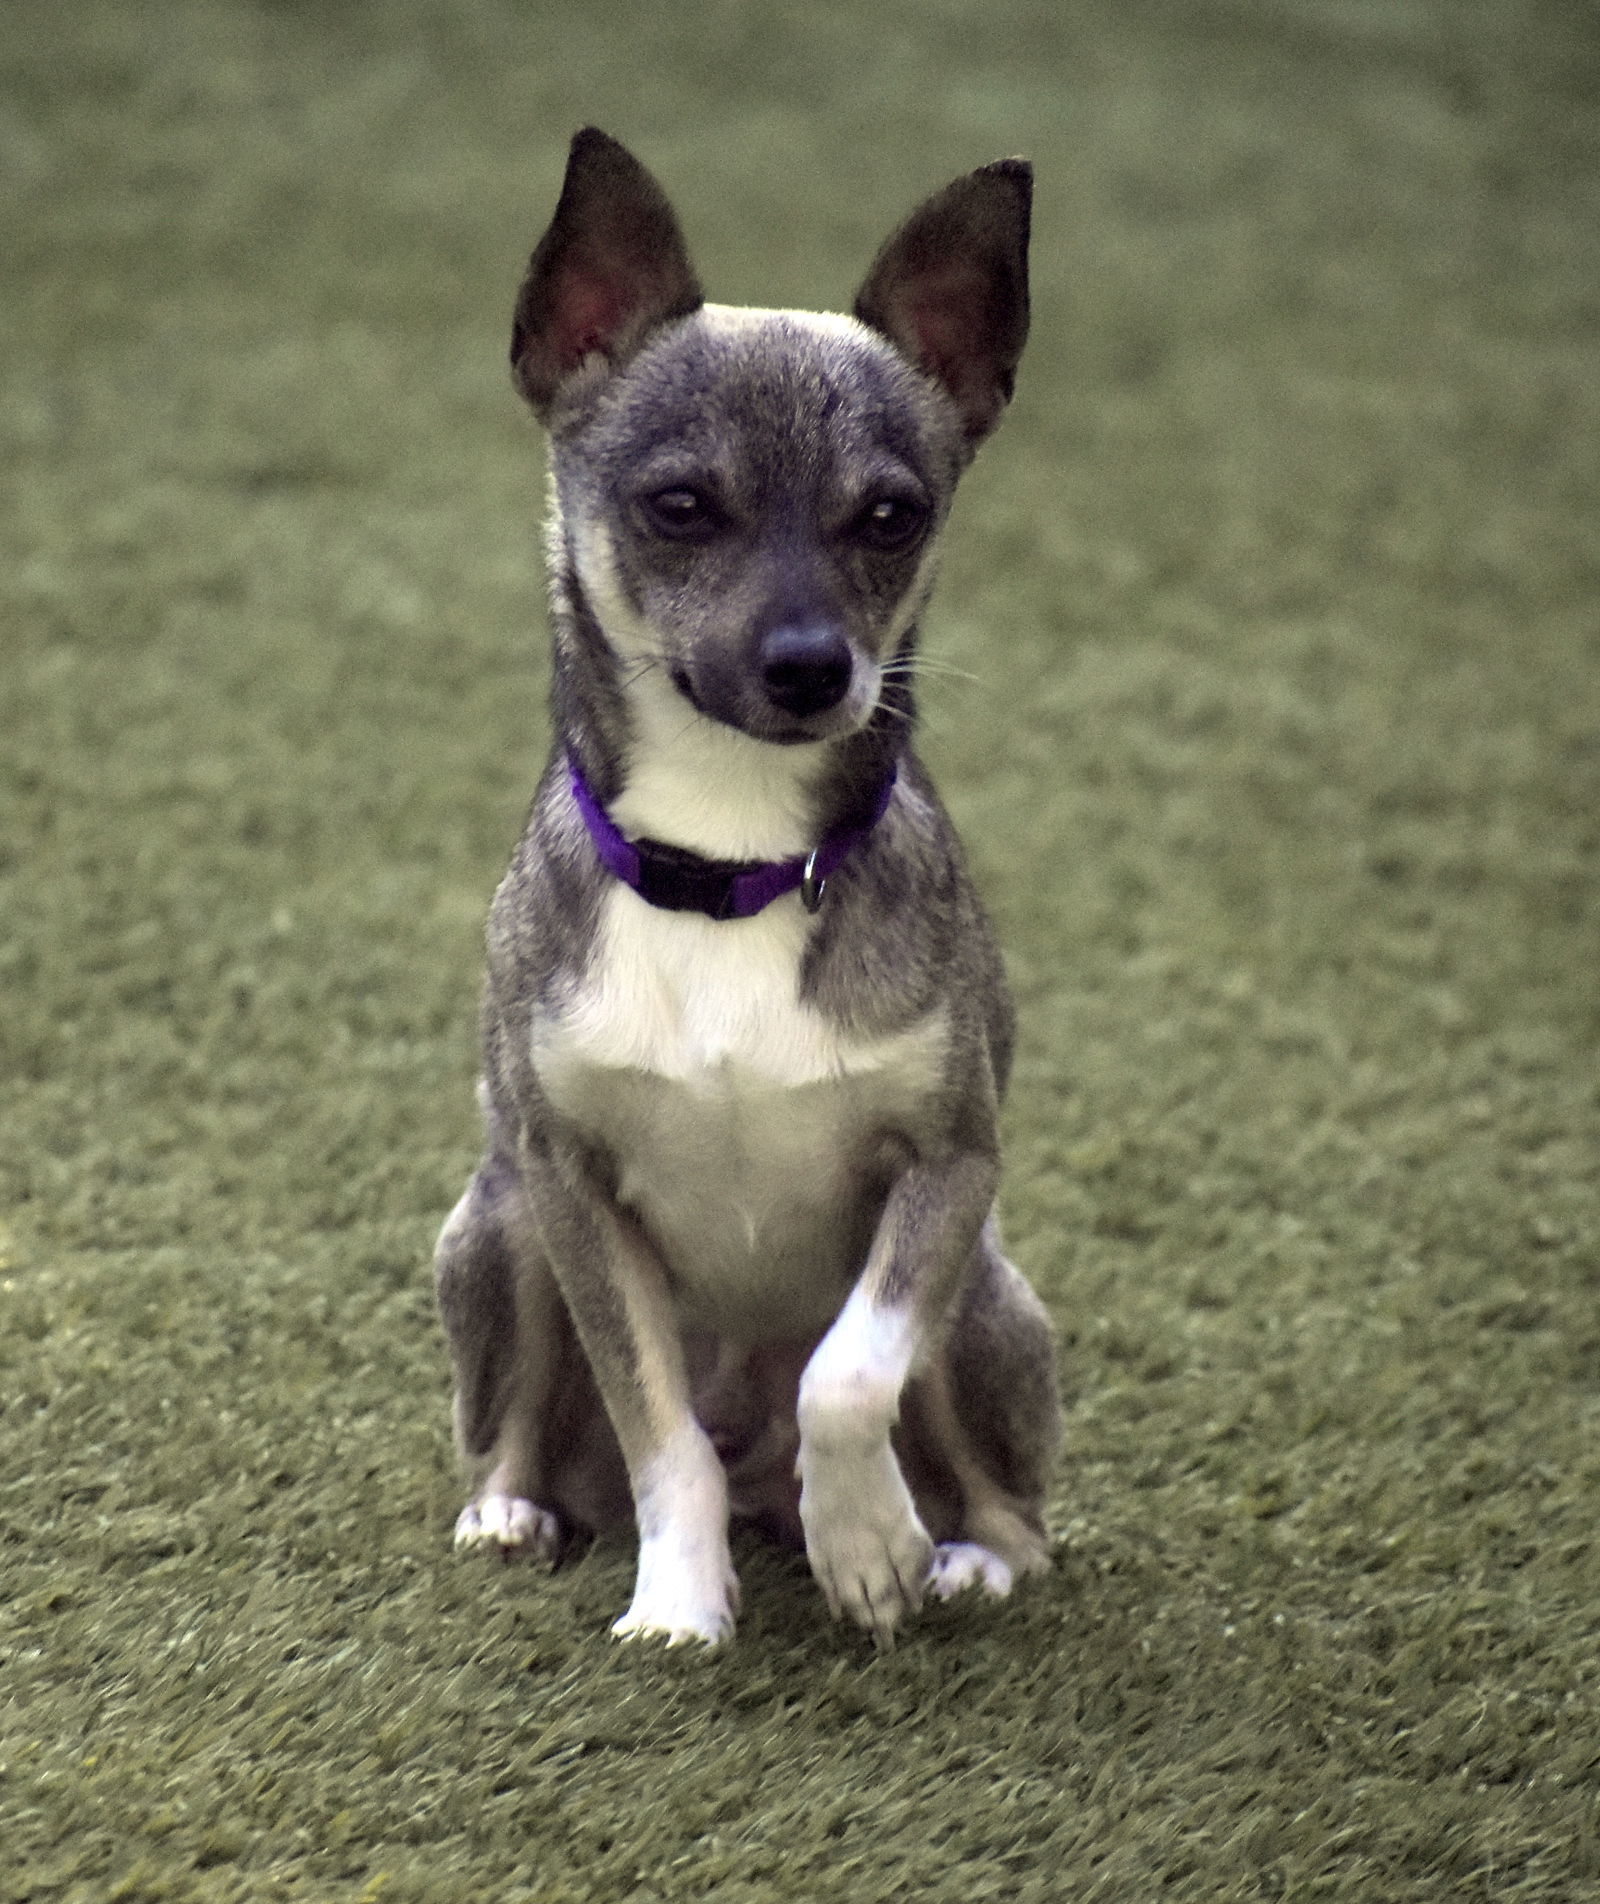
455,1495,561,1563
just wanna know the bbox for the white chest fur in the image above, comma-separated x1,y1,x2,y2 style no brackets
531,886,947,1336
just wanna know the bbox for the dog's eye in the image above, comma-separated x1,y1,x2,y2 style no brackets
851,495,930,552
640,487,719,541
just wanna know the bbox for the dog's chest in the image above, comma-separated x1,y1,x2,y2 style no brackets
531,887,947,1332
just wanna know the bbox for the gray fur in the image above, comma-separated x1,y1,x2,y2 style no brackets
436,130,1060,1645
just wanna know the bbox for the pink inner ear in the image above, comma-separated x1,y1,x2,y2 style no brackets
880,262,1005,436
894,267,997,416
549,259,637,368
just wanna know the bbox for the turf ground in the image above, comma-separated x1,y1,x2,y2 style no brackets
2,1,1598,1898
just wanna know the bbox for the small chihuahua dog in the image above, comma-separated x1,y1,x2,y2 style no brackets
436,129,1059,1646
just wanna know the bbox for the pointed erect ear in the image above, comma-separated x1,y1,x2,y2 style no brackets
853,159,1032,447
511,129,703,416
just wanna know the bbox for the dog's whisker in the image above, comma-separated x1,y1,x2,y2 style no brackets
618,650,674,688
882,656,981,685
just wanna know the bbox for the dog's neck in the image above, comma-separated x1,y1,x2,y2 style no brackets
610,655,828,861
549,535,912,863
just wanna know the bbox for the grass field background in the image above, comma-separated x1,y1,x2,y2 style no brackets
3,1,1598,1898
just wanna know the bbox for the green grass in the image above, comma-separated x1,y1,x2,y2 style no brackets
3,0,1599,1897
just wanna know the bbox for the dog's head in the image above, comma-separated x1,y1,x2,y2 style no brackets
512,129,1031,748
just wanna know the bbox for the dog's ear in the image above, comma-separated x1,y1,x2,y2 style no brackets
854,159,1032,447
512,129,703,417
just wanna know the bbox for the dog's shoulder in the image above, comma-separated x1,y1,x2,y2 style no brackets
802,753,1015,1094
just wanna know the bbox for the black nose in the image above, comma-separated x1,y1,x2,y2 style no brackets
758,623,852,718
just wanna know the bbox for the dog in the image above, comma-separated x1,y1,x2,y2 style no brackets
435,128,1060,1647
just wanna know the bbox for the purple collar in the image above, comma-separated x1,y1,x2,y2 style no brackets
567,755,896,920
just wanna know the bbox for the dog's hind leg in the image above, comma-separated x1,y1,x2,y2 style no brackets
435,1152,603,1563
911,1217,1061,1602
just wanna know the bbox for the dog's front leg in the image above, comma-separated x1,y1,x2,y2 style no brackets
797,1145,999,1646
524,1137,738,1646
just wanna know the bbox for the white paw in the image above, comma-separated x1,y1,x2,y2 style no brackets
611,1537,739,1648
610,1599,735,1648
610,1429,737,1647
799,1441,933,1647
927,1541,1015,1601
454,1494,562,1563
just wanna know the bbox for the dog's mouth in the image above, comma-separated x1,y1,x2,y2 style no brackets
668,652,878,747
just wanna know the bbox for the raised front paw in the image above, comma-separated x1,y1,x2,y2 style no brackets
454,1493,563,1564
799,1442,934,1647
